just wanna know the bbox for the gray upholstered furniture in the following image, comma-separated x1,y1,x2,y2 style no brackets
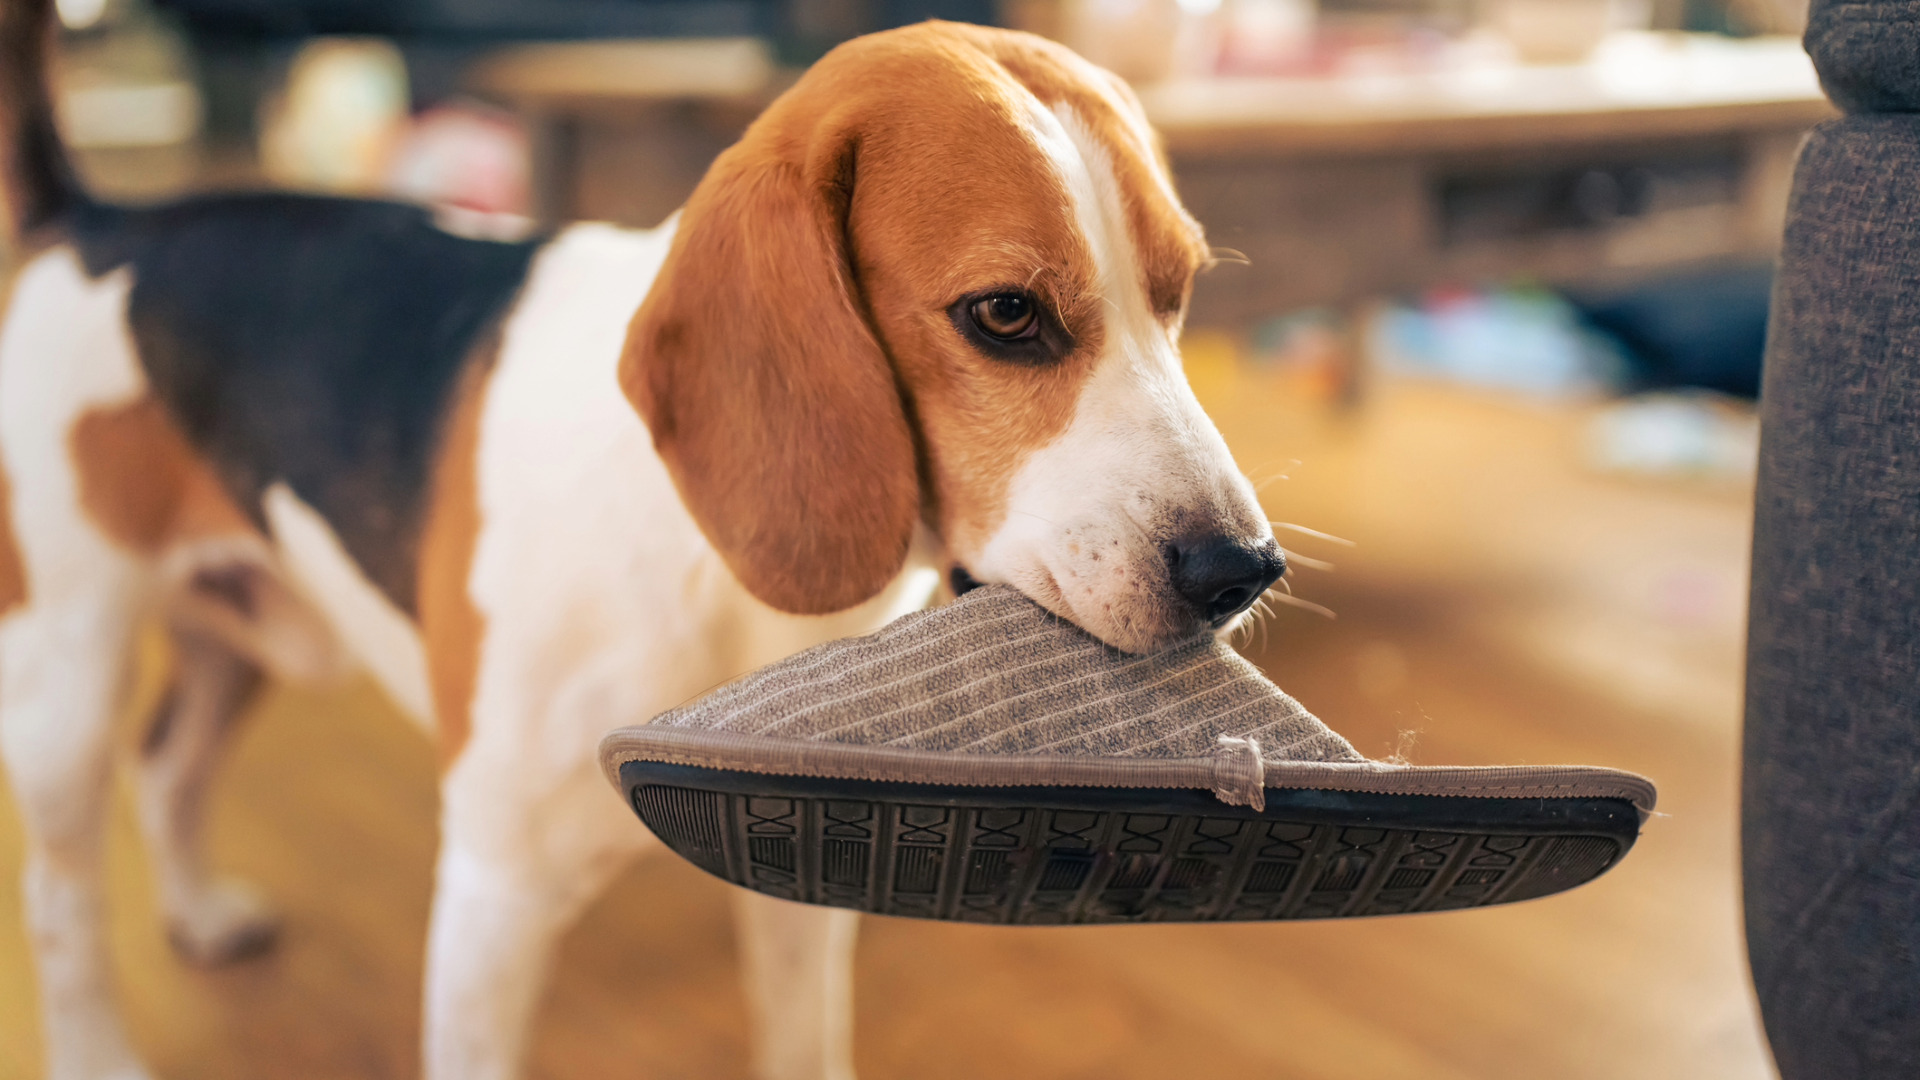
1746,2,1920,1074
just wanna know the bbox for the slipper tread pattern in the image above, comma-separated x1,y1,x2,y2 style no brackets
623,764,1638,924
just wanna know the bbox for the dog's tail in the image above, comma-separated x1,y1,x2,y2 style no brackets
0,0,84,243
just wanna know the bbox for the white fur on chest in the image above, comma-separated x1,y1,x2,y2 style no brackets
463,221,720,765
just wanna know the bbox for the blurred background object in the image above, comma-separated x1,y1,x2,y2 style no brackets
1586,391,1759,482
1368,283,1631,398
1485,0,1637,64
383,100,532,218
0,0,1826,1076
258,37,407,191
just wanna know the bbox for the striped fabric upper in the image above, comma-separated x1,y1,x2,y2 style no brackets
650,586,1363,764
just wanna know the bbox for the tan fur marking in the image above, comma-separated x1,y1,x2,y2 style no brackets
0,452,25,615
70,397,253,553
418,344,493,767
66,400,343,682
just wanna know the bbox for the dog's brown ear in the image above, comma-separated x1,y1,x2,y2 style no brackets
619,97,918,616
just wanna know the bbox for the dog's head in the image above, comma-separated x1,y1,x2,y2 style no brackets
621,22,1281,653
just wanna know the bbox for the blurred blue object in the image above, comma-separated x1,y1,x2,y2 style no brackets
1566,261,1773,399
1369,285,1632,399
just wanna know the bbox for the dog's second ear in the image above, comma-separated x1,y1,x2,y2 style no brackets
620,95,918,616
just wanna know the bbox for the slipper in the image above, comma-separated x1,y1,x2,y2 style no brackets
599,587,1655,924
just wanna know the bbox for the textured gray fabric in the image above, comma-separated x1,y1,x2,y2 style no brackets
653,585,1360,763
604,585,1658,813
1806,0,1920,114
1746,116,1920,1078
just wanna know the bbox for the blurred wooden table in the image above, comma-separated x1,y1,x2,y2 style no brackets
0,370,1773,1080
1141,35,1830,156
1151,35,1831,323
472,32,1830,324
466,37,784,228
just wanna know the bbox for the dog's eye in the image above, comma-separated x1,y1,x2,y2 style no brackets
948,288,1070,363
969,293,1038,340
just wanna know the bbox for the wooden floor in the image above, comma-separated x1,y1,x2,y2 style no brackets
0,369,1776,1080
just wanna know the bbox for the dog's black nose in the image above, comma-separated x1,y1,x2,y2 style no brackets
1166,536,1285,623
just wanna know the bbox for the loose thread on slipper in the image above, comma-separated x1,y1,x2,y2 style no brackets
1384,727,1421,766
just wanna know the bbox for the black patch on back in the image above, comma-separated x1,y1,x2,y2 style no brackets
71,195,545,614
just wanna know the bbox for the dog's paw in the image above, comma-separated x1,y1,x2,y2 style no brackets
166,877,281,966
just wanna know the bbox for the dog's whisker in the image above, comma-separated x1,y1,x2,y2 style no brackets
1270,577,1295,597
1246,460,1299,495
1268,592,1338,620
1251,597,1275,653
1206,246,1251,267
1279,546,1335,572
1228,595,1276,653
1252,474,1290,494
1270,521,1356,547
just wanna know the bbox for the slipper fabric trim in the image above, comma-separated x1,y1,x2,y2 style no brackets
600,727,1658,814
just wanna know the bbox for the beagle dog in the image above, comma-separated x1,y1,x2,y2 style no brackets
0,7,1284,1079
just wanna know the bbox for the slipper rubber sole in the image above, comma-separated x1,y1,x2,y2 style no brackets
618,761,1641,924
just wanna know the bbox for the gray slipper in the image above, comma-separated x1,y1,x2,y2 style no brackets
599,586,1655,925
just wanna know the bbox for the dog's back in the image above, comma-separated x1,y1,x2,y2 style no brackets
62,195,543,608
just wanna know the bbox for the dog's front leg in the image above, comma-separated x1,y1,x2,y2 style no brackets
732,890,860,1080
421,839,572,1080
422,742,653,1080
